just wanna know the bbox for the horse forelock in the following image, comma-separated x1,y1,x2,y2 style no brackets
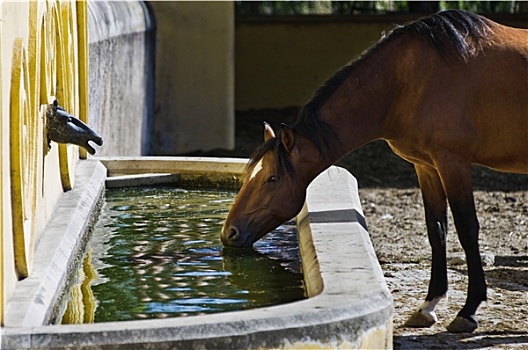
245,136,294,181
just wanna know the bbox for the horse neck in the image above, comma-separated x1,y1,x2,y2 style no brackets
315,36,415,167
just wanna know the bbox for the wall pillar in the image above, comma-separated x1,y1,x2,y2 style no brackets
148,2,235,154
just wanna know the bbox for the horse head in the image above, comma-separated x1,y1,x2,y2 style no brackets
46,100,103,155
221,122,318,248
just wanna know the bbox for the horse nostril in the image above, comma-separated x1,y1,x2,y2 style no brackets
227,226,240,241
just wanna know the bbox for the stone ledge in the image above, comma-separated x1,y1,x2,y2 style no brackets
97,156,248,177
105,173,181,188
3,160,106,330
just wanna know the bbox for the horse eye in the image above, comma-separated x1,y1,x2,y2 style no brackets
267,175,278,183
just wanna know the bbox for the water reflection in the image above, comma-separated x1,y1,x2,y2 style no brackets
57,187,305,324
60,249,97,324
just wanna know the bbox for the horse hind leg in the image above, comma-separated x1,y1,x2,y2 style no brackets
404,165,449,328
437,158,486,333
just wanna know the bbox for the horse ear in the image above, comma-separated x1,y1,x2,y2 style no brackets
263,122,276,141
281,123,295,153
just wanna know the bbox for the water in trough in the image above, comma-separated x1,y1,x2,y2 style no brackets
56,186,305,324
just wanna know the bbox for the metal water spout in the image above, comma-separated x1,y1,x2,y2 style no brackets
46,100,103,155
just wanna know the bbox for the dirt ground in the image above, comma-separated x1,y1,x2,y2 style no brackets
192,109,528,349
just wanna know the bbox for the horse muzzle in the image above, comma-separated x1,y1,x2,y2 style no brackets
221,225,254,248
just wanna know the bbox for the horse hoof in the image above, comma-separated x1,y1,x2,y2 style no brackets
446,316,478,333
404,309,437,327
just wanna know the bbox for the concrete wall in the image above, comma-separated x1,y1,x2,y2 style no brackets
235,14,528,110
87,1,155,156
149,2,235,155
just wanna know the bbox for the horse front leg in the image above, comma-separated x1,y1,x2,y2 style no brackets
404,165,448,328
437,158,486,333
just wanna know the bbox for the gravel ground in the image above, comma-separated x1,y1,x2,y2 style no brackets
362,188,528,350
192,109,528,349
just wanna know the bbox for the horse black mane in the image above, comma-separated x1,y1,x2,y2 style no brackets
247,10,491,176
405,10,490,61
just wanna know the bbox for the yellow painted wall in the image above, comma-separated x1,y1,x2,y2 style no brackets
0,1,88,325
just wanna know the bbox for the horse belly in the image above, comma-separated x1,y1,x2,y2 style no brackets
387,112,528,175
474,142,528,174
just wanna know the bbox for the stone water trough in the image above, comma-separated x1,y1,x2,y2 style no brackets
1,157,392,349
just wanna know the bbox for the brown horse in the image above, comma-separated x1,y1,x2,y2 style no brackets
221,10,527,333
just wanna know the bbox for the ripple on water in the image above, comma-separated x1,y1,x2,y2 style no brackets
58,187,306,324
